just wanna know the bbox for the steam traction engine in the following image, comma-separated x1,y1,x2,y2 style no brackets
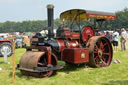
18,5,116,77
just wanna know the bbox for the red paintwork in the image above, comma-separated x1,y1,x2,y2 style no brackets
57,40,79,52
62,48,89,64
82,26,95,42
64,30,80,39
70,33,80,39
0,39,11,43
64,27,94,41
66,40,79,48
57,40,66,52
64,29,71,38
47,47,52,65
56,26,95,64
86,14,116,20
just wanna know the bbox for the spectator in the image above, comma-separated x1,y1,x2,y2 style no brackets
112,30,119,52
105,31,111,41
120,28,127,51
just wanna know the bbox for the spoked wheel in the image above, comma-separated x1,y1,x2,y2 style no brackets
20,52,57,78
86,36,113,68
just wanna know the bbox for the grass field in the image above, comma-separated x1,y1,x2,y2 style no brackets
0,41,128,85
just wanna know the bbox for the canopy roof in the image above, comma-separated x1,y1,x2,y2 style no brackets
60,9,116,21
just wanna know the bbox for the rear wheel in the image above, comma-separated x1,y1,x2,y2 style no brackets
86,36,113,67
0,42,12,57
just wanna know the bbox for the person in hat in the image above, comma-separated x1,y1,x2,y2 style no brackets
120,28,127,51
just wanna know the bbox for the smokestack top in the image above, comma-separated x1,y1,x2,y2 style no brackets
47,4,54,9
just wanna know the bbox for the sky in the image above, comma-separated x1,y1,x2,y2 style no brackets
0,0,128,22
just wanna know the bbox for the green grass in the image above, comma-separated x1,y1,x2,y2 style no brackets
0,41,128,85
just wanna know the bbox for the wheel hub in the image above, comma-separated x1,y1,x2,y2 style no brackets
98,49,102,57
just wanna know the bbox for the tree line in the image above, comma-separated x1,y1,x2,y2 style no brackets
103,8,128,30
0,8,128,33
0,19,60,33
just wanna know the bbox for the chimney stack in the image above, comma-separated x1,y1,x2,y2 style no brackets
46,4,54,39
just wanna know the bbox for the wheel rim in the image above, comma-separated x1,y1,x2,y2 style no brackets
1,45,12,56
87,36,112,67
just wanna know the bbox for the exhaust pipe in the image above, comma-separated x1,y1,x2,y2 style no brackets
47,4,54,39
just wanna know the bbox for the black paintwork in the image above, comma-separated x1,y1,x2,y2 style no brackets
31,32,44,45
47,7,54,39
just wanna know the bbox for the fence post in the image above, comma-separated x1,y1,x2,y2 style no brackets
12,40,16,83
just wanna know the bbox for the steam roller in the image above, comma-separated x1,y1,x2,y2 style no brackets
18,4,116,78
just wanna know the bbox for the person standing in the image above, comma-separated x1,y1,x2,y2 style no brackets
120,28,127,51
112,30,119,52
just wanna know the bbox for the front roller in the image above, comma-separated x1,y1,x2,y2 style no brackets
18,51,59,77
86,36,113,68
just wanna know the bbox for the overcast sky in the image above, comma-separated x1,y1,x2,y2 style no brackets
0,0,128,22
